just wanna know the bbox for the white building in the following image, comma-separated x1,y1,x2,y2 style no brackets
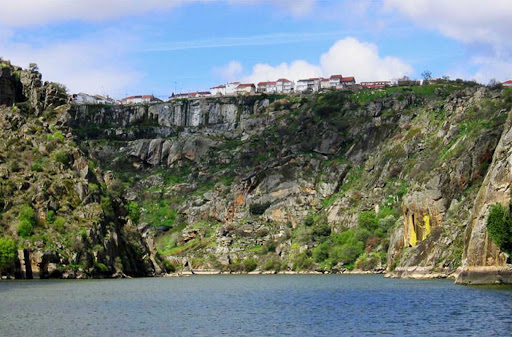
503,80,512,88
340,77,356,87
236,83,256,96
257,81,277,94
72,93,117,105
210,85,226,96
321,78,331,90
120,95,163,105
296,78,322,92
225,82,241,95
276,78,294,93
329,75,343,89
72,92,98,104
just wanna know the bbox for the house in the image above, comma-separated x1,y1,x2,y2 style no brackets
360,81,391,89
210,85,226,96
225,82,241,95
295,79,309,92
92,94,116,105
276,78,294,93
257,81,277,93
503,80,512,88
340,76,356,87
329,74,343,88
296,78,322,92
236,83,256,96
320,78,331,90
120,95,162,105
72,92,98,104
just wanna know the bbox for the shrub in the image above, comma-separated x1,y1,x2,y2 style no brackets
18,219,34,238
126,202,141,223
0,238,17,272
53,150,70,166
243,257,258,272
46,210,56,223
355,252,381,271
162,259,176,273
487,203,512,255
31,162,43,172
18,205,35,238
54,217,66,232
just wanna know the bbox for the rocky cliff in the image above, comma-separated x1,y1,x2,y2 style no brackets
2,59,512,283
68,80,512,282
0,60,155,279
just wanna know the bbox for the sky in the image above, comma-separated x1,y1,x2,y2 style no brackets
0,0,511,99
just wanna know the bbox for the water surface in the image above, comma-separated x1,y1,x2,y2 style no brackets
1,275,511,336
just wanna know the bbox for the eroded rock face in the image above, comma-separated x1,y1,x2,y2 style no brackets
457,111,512,284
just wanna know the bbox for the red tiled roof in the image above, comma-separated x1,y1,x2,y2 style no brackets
237,83,255,88
276,78,291,82
211,85,226,89
258,81,277,86
321,79,329,82
142,95,154,98
504,80,512,84
308,78,321,81
330,74,343,79
341,77,355,82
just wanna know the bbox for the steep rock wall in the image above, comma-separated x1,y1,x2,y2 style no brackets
456,111,512,284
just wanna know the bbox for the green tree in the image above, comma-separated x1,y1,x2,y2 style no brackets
18,205,35,238
487,203,512,255
0,238,17,272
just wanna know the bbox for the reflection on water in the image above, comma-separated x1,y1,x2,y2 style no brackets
1,275,511,336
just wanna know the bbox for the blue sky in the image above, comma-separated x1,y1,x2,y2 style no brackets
1,0,511,98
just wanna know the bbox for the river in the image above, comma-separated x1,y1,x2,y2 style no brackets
1,275,511,336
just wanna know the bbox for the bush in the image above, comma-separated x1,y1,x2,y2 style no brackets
53,150,70,166
18,219,34,238
162,259,176,273
31,162,43,172
0,238,17,272
54,217,66,232
487,203,512,255
18,205,35,238
243,258,258,272
126,202,141,223
355,252,381,271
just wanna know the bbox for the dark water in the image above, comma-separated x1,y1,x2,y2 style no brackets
1,275,511,337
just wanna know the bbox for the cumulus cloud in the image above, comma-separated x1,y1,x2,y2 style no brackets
384,0,512,82
241,37,412,83
0,32,142,97
213,61,243,81
384,0,512,49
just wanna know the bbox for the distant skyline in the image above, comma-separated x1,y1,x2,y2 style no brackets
1,0,511,98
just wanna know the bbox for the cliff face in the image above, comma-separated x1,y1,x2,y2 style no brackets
0,61,155,279
69,82,512,282
2,59,512,282
456,111,512,284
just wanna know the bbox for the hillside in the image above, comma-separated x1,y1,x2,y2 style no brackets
1,59,512,283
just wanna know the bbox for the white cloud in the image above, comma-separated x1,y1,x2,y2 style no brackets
241,37,412,83
384,0,512,82
0,32,142,97
213,61,243,81
0,0,318,27
384,0,512,49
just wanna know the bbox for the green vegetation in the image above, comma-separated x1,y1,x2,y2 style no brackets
143,200,177,227
0,238,17,272
53,150,70,166
126,202,141,223
18,204,36,238
486,203,512,255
